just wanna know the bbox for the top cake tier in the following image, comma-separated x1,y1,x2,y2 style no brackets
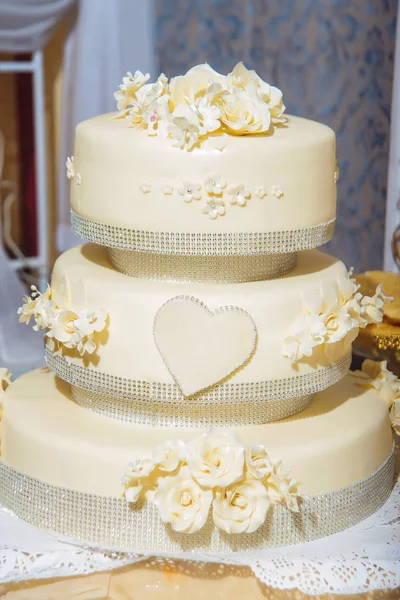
69,64,337,256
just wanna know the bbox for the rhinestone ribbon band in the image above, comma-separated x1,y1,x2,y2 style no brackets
71,387,313,427
0,447,394,554
108,249,297,282
71,210,336,256
45,348,351,427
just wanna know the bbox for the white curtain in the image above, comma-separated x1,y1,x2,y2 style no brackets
384,1,400,272
57,0,156,251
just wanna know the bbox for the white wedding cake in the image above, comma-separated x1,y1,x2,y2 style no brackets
0,63,397,552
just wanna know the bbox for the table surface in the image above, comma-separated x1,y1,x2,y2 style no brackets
1,559,399,600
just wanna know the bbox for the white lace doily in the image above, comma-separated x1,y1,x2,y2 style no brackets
1,468,399,596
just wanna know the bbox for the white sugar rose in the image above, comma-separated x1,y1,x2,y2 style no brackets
213,476,270,534
187,431,244,488
152,439,186,472
47,310,79,346
169,64,227,108
245,445,273,480
218,87,271,135
154,467,212,533
227,62,285,124
390,400,400,435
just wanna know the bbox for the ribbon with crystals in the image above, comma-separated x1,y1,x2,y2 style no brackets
45,348,351,427
108,248,297,282
71,210,336,256
0,447,394,554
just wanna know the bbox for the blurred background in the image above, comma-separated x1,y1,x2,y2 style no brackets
0,0,399,372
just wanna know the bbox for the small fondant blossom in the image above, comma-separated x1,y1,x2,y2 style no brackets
152,439,186,472
212,476,270,534
74,310,107,337
271,185,284,198
140,183,151,194
228,184,251,206
254,185,267,199
178,182,202,203
162,185,174,195
205,175,226,196
245,445,273,480
202,197,226,220
186,431,244,489
66,156,75,180
124,484,143,504
75,173,82,186
154,466,213,533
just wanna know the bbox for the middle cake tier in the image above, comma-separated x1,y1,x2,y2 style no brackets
45,244,353,426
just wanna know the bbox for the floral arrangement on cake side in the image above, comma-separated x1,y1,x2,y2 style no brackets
113,62,286,151
123,430,300,534
282,271,388,363
352,359,400,434
17,285,107,357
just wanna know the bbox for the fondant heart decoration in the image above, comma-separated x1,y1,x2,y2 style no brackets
153,296,257,397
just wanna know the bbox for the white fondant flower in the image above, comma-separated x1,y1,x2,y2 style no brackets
154,466,213,533
75,173,82,186
202,197,226,220
227,62,285,124
390,400,400,435
187,431,244,489
168,109,200,151
47,309,79,346
18,285,58,332
126,458,154,481
271,185,284,199
66,156,75,180
114,70,150,112
124,484,143,504
254,185,267,199
162,185,174,195
359,360,400,408
245,445,273,480
266,463,300,512
178,182,202,203
140,183,151,193
228,184,251,206
191,95,222,136
74,310,107,337
205,175,226,196
169,64,227,108
152,439,186,472
217,86,272,135
212,476,270,534
359,284,387,325
127,75,170,136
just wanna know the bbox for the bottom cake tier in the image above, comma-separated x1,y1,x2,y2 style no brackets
0,369,395,553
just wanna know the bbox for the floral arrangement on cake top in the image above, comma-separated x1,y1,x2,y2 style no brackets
113,63,286,150
17,285,107,357
123,430,300,534
352,359,400,434
282,272,388,363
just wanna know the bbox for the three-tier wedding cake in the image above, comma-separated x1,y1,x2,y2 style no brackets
0,63,397,552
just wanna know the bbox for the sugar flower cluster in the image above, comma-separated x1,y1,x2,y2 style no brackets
353,359,400,434
113,63,285,150
282,273,387,362
17,285,107,357
123,430,300,535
